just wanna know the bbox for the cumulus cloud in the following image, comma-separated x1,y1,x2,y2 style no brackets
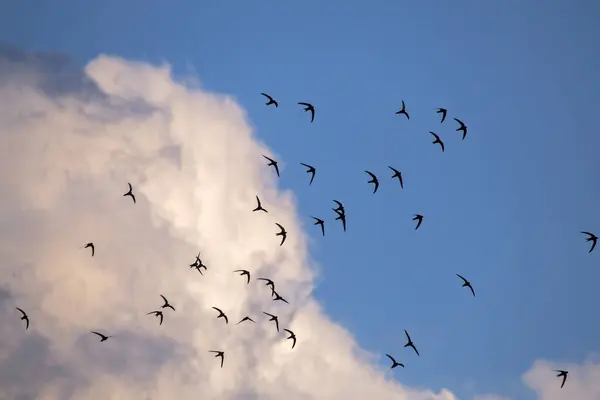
0,46,464,400
522,359,600,400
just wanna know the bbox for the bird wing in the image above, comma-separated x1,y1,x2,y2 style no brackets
365,171,377,180
430,131,440,140
404,330,411,341
212,307,222,314
263,155,274,163
298,102,309,106
91,331,103,338
385,354,396,363
261,93,273,101
128,182,132,192
469,285,476,297
275,223,285,232
16,307,26,317
263,312,274,317
581,231,594,237
456,274,468,284
284,329,294,336
160,294,169,305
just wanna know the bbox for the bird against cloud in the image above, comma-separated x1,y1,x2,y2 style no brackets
91,331,113,342
15,307,29,330
233,269,251,284
262,155,280,178
123,182,136,204
253,195,268,213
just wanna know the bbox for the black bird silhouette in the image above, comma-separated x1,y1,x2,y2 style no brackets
147,310,164,325
311,216,325,236
300,163,316,185
257,277,275,293
404,330,420,356
260,93,278,107
91,331,112,342
429,131,445,152
160,295,175,311
16,307,29,330
123,183,136,204
454,118,468,140
334,209,347,232
210,350,225,368
385,354,404,369
395,100,410,119
413,214,424,230
263,312,280,332
272,291,289,304
237,316,255,325
555,370,568,388
365,170,379,194
298,102,315,122
263,155,280,177
275,223,287,246
436,108,447,123
189,253,207,275
456,274,475,297
284,329,297,349
212,307,229,324
79,242,95,257
234,269,251,284
190,263,204,275
253,195,268,213
333,200,345,214
581,231,598,253
388,166,403,189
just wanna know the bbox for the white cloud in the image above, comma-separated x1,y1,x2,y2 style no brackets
522,359,600,400
0,48,462,400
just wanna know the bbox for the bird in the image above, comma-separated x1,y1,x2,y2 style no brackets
404,330,420,356
300,163,316,185
454,118,467,140
234,269,251,284
275,223,287,246
333,200,345,214
257,277,275,293
79,242,95,257
436,107,447,123
456,274,475,297
555,370,568,388
263,155,280,177
263,312,279,332
123,183,136,204
284,329,297,349
15,307,29,330
146,310,164,325
210,350,225,368
429,131,445,152
311,216,325,236
260,93,278,107
159,294,175,311
212,307,229,324
334,209,347,232
253,195,268,213
272,291,289,304
581,231,598,253
395,100,410,119
298,102,315,122
388,166,403,189
190,264,204,275
385,354,404,369
237,316,255,325
91,331,112,342
365,170,380,194
413,214,424,230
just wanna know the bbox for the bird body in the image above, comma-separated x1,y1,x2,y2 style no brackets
260,93,278,107
395,101,410,119
298,102,315,122
212,307,229,324
365,170,379,194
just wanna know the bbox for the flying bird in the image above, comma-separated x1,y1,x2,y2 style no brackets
234,269,251,284
413,214,424,230
404,330,420,356
311,216,325,236
284,329,297,349
210,350,225,368
395,100,410,119
436,107,447,123
385,354,404,369
263,312,279,332
388,166,403,189
272,291,289,304
257,277,275,293
555,370,568,388
453,118,468,140
275,223,287,246
456,274,475,297
298,102,315,122
581,231,598,253
160,295,175,311
333,200,345,214
334,209,347,232
91,331,112,342
80,242,95,257
147,310,164,326
16,307,29,330
237,316,255,325
365,170,379,194
260,92,278,107
429,131,445,152
123,183,136,204
300,163,316,185
212,307,229,324
263,155,280,177
253,195,268,213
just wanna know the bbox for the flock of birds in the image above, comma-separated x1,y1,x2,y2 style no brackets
11,92,597,391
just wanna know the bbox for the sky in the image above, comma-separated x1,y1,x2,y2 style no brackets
1,1,600,399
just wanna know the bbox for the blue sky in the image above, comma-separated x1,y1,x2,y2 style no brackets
2,1,600,399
